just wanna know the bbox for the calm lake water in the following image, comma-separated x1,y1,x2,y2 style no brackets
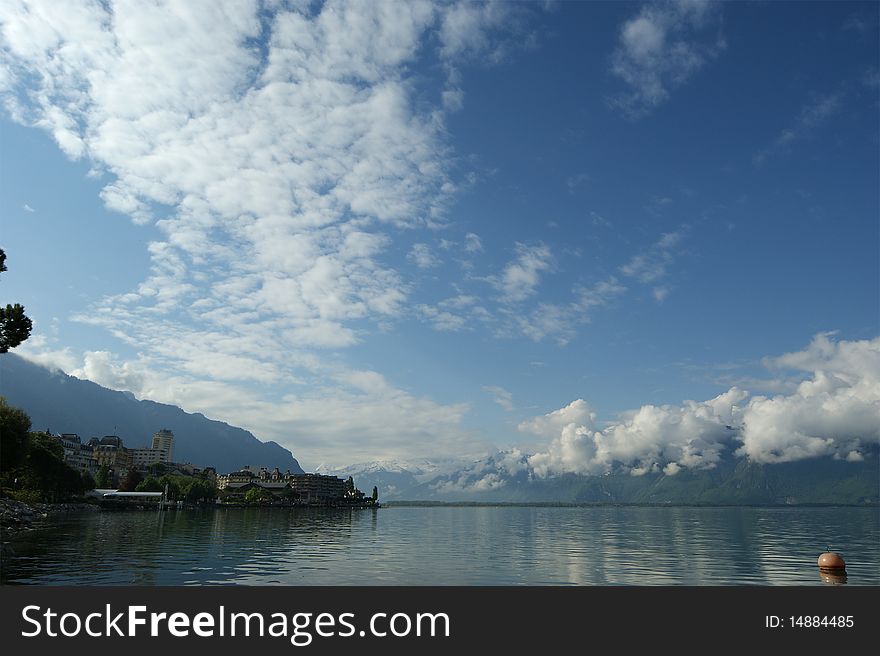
2,506,878,585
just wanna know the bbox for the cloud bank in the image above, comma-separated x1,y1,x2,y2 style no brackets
525,334,879,477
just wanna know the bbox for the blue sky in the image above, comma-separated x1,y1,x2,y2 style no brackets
1,1,878,472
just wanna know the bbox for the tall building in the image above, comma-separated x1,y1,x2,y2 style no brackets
151,429,174,463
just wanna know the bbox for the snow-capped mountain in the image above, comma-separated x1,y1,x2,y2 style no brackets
314,458,466,499
322,446,879,505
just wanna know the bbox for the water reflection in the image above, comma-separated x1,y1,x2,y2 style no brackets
1,506,877,585
818,571,848,585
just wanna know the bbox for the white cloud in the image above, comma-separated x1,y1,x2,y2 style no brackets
495,242,553,303
70,350,147,394
430,448,529,494
526,334,880,477
441,294,479,310
464,232,483,253
508,276,626,345
416,304,468,332
738,333,880,463
620,229,685,283
483,385,514,411
754,94,842,166
19,341,481,468
527,387,747,477
514,302,578,345
14,333,79,372
575,277,627,310
408,243,441,269
2,1,457,349
22,203,34,212
609,0,724,116
415,293,492,333
0,0,523,338
519,398,596,438
0,0,529,466
438,0,516,63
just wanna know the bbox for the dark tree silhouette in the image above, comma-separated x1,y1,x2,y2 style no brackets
0,248,33,353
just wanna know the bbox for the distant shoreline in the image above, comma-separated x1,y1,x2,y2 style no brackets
381,500,877,508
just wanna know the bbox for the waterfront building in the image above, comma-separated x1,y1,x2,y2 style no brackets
217,469,257,490
288,473,346,502
216,468,347,502
88,435,133,472
57,433,98,474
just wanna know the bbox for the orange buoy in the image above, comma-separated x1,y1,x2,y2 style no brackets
817,552,846,571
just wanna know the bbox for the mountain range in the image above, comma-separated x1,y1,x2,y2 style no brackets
3,353,877,504
320,448,880,505
0,354,303,474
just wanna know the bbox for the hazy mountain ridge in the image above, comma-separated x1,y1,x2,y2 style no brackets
335,447,879,505
0,354,303,474
316,458,463,497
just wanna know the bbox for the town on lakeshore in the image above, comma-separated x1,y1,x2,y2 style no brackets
33,426,377,508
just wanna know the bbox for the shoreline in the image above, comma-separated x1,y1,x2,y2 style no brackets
0,496,380,538
381,500,877,508
0,497,99,539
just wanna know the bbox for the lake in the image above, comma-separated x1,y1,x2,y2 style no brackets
2,506,877,585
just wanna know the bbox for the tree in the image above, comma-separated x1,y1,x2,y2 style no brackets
158,474,183,500
344,476,355,495
0,396,32,484
244,487,271,504
16,432,89,501
0,248,33,353
95,465,111,488
0,402,90,501
184,478,216,502
372,486,378,502
135,476,163,493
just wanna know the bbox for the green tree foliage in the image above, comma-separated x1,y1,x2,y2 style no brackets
184,478,217,502
372,485,378,501
158,474,181,500
13,432,90,501
135,476,163,493
95,465,111,488
244,486,272,504
0,248,33,353
150,474,216,502
344,476,355,494
1,401,89,500
0,396,31,484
